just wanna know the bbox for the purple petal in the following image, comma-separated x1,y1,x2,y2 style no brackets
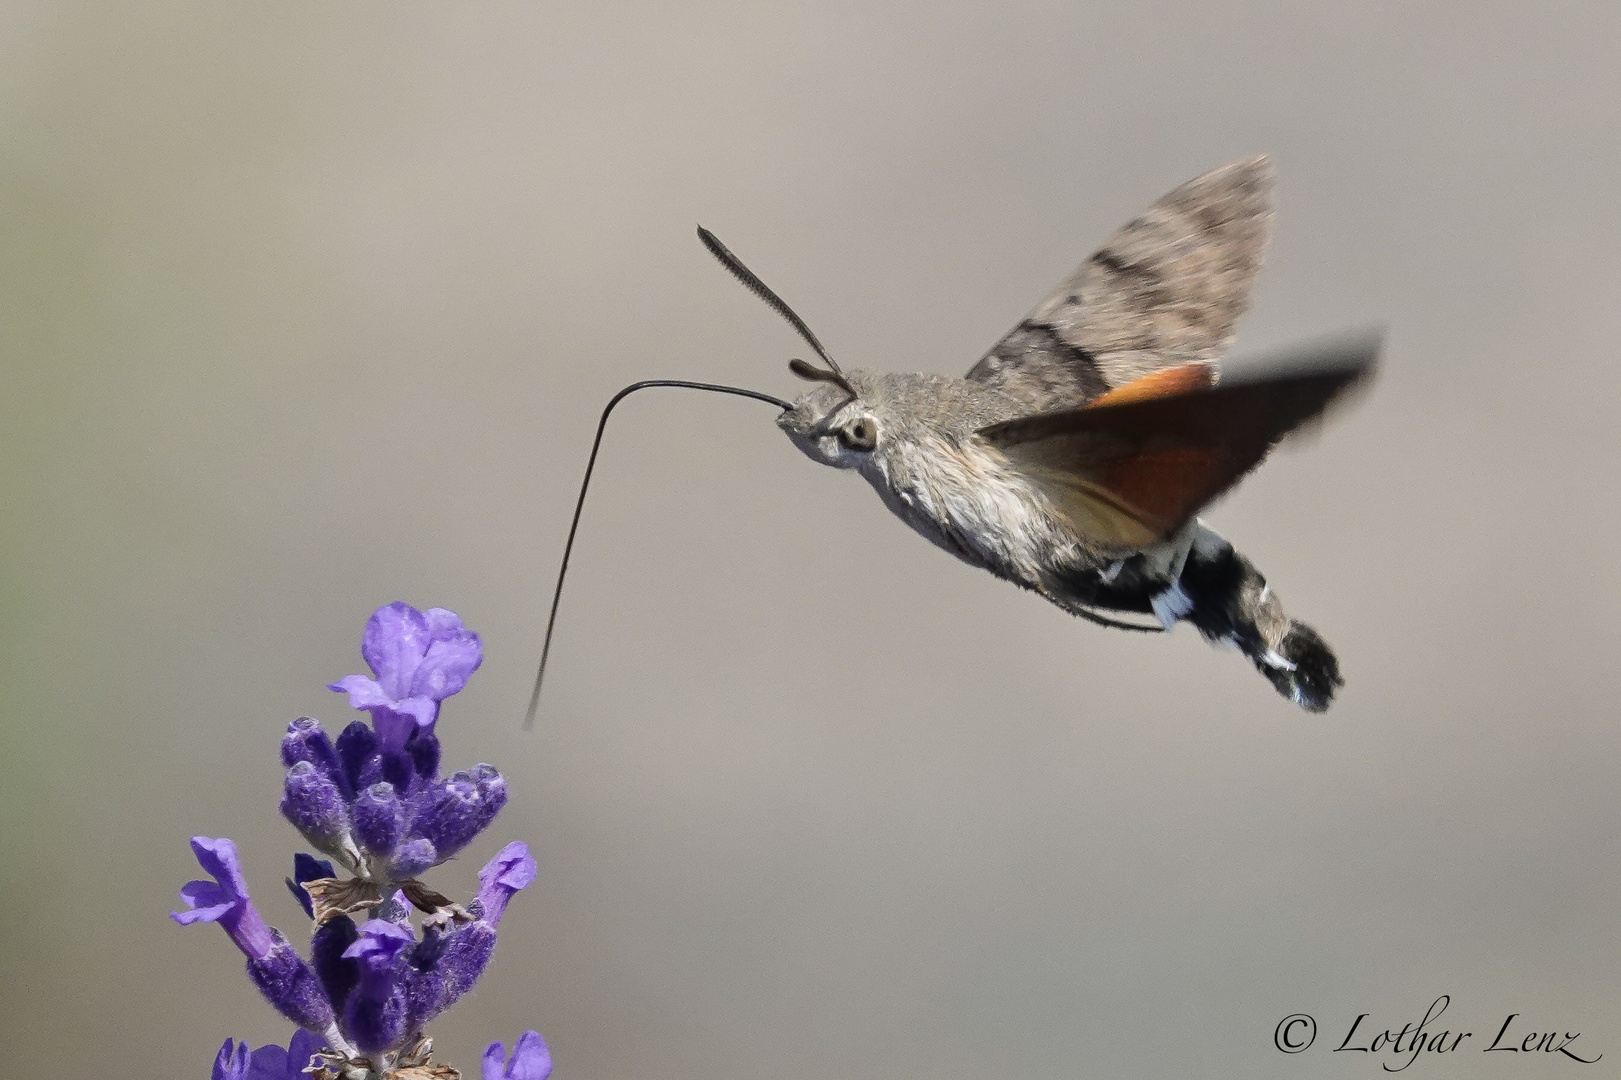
482,1041,508,1080
170,905,232,926
367,699,437,753
506,1031,552,1080
422,607,467,640
475,841,537,927
285,1030,323,1078
408,632,483,701
328,674,388,711
189,837,249,900
173,879,234,922
212,1038,250,1080
342,918,415,964
361,602,431,700
243,1042,288,1080
479,841,538,893
391,696,439,733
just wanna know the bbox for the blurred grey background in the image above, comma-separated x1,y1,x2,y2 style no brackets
3,3,1619,1078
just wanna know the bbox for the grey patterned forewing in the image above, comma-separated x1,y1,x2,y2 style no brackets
967,156,1275,414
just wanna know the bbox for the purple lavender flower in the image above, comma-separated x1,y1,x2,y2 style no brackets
172,837,275,959
212,1038,250,1080
243,1030,324,1080
475,841,538,927
329,602,482,752
172,837,335,1033
482,1031,553,1080
341,920,415,1053
398,843,538,1031
207,1031,324,1080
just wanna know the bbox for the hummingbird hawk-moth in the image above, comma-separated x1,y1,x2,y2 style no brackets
525,156,1376,726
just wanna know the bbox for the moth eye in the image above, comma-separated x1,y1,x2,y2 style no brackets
838,418,878,452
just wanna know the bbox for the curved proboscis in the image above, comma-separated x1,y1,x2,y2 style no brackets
523,380,792,730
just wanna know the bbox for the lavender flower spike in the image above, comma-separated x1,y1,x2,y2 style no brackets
172,837,335,1033
476,841,538,927
482,1031,553,1080
329,602,482,751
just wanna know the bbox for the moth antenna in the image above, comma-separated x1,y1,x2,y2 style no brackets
697,225,853,394
524,379,793,731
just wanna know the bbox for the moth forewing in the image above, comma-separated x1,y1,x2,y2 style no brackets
978,348,1377,550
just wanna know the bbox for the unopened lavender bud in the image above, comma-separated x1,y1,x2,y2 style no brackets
335,720,378,799
247,929,336,1031
353,783,403,858
417,780,480,860
280,717,346,795
391,837,437,878
285,852,336,921
311,914,361,1015
420,777,507,861
445,765,506,826
468,763,507,808
358,750,415,798
280,761,349,852
408,730,441,784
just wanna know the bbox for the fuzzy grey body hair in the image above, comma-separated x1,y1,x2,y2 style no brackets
780,370,1152,595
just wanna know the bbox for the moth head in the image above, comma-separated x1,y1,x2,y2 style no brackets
778,361,881,468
